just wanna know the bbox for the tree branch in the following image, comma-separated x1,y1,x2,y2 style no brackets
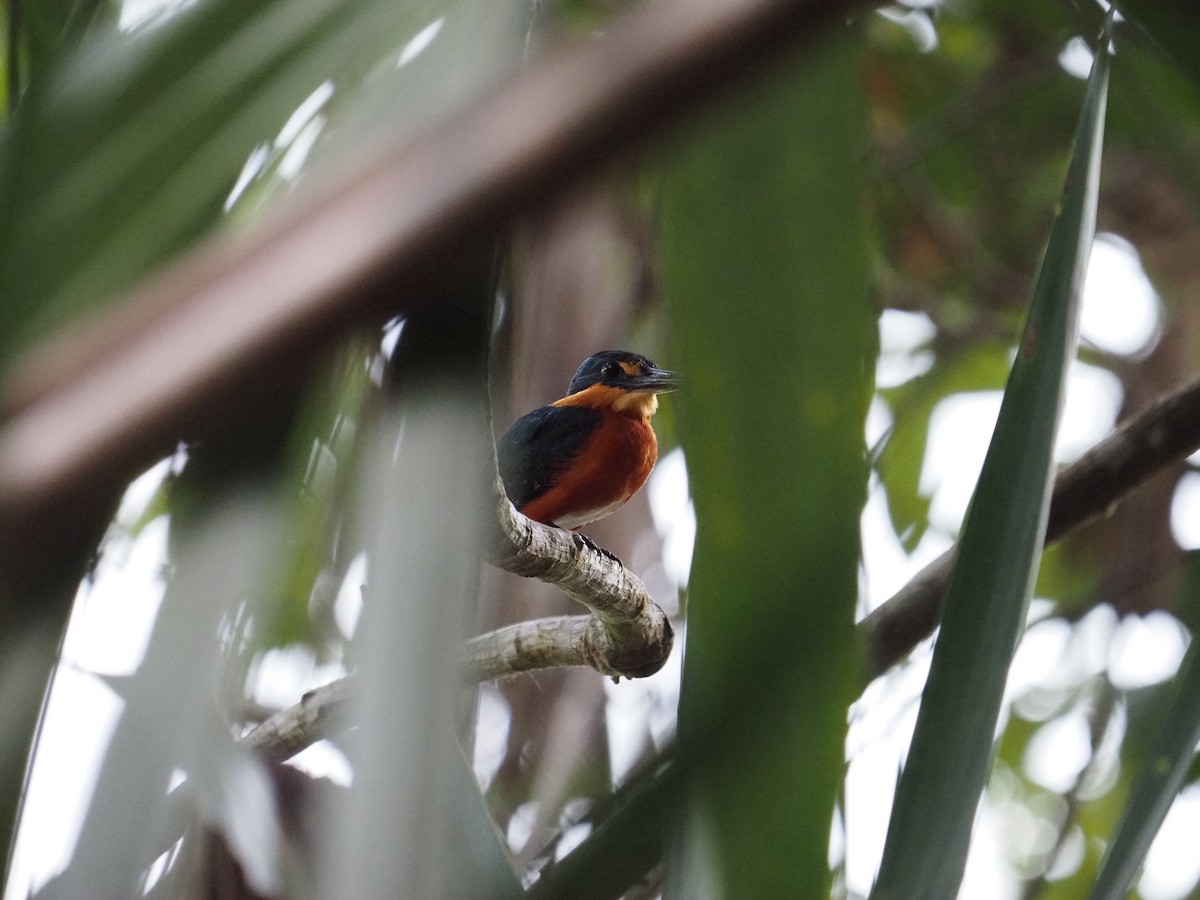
248,371,1200,762
484,486,674,679
244,465,674,761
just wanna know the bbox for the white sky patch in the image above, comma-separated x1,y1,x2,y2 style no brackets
921,391,1003,533
114,457,173,525
867,394,894,453
1058,37,1095,80
397,18,446,68
605,632,682,784
5,670,122,899
278,117,327,181
860,474,954,612
1170,472,1200,550
335,552,368,639
1140,785,1200,900
556,822,594,861
275,81,335,181
225,82,334,208
276,81,335,149
877,309,936,389
843,740,901,894
1006,617,1073,702
63,517,169,675
918,359,1122,533
1022,712,1092,793
1055,361,1122,462
647,449,695,590
1081,233,1162,357
1107,611,1189,690
473,684,512,792
249,646,346,711
289,742,353,788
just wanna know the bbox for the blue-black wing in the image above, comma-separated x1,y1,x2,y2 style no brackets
496,405,602,509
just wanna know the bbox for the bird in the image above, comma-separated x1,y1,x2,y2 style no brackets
497,350,680,532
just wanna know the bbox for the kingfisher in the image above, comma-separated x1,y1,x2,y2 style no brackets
497,351,680,531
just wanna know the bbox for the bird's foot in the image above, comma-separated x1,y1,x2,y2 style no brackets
573,532,623,566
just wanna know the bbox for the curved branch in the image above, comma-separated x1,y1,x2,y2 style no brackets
463,615,597,682
244,475,674,760
485,487,674,679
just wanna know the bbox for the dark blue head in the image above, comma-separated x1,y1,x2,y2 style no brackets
566,351,680,397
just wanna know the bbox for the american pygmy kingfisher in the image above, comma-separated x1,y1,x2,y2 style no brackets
498,351,680,530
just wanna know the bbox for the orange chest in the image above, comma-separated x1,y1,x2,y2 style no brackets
574,414,659,498
525,414,659,529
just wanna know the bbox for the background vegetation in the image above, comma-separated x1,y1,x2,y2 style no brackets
2,0,1200,897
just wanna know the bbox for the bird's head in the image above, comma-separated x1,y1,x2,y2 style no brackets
556,350,680,418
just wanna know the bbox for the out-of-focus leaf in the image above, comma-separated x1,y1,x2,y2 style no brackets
871,18,1111,899
0,0,525,367
0,624,61,877
20,0,109,79
264,333,375,650
1111,43,1200,229
1119,0,1200,96
318,390,519,899
526,756,680,900
660,28,872,899
1090,552,1200,900
187,724,285,895
1033,539,1099,609
52,500,282,897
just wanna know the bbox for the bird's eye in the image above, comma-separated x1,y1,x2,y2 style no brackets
602,361,620,379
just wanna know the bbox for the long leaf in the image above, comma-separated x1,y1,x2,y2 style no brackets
50,502,283,898
661,29,873,899
0,0,523,366
870,18,1112,900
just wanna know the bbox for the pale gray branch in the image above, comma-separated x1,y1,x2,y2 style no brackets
242,675,354,763
244,477,675,761
485,487,674,679
463,615,596,682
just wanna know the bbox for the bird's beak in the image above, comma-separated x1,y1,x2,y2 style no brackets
630,366,681,393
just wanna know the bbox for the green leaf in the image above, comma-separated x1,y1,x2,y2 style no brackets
0,0,524,368
526,756,681,900
53,501,284,897
660,29,873,899
318,391,519,899
1090,552,1200,900
871,18,1112,900
1119,0,1200,96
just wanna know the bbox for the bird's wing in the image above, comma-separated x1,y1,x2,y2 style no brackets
496,405,602,510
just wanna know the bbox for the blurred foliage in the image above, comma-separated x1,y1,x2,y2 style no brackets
4,0,1200,898
875,25,1109,895
661,30,871,898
